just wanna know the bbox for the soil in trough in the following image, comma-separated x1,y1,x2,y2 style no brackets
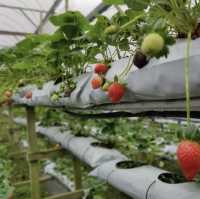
158,173,186,184
116,160,144,169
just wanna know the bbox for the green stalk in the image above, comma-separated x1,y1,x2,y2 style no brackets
184,31,192,127
118,56,132,79
120,14,144,32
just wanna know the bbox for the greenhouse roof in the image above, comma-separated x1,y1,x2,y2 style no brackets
0,0,113,48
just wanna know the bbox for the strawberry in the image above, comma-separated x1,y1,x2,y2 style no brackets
4,90,12,98
108,82,125,103
104,25,119,34
24,91,32,99
141,33,165,56
177,140,200,181
94,63,109,74
91,75,104,89
133,50,149,69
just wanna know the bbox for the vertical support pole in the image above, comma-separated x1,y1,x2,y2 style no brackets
26,106,40,199
65,0,68,11
8,105,15,147
73,157,82,190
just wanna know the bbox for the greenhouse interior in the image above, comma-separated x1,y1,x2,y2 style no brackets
1,0,200,199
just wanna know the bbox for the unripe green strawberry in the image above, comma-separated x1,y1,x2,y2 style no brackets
141,33,165,56
177,140,200,181
104,25,119,34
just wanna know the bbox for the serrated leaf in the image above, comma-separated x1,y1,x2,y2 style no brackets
50,11,90,31
124,0,150,11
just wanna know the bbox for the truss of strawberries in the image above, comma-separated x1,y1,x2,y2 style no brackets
91,63,125,103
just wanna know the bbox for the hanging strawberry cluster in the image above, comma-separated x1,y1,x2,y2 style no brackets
91,63,125,103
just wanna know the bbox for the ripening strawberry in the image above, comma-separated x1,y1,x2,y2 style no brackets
177,140,200,181
4,90,12,98
108,82,125,103
141,33,165,56
91,75,103,89
94,63,109,74
25,91,32,99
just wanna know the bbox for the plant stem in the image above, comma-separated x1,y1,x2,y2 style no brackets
120,14,144,32
184,31,192,127
118,56,133,79
116,47,121,59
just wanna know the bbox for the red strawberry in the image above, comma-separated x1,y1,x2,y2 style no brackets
177,140,200,181
25,91,32,99
94,63,109,74
108,83,125,103
91,75,103,89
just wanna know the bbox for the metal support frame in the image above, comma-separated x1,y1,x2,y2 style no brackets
65,0,69,11
35,0,63,34
87,3,111,21
26,106,41,199
0,4,47,13
0,30,31,36
20,9,37,28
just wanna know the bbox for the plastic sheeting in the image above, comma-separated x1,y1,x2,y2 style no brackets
90,160,165,199
91,160,200,199
13,117,127,168
41,126,127,168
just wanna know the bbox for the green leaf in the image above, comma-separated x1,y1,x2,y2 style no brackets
50,11,90,31
124,0,150,11
103,0,125,5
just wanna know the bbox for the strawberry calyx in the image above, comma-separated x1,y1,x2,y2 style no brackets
177,126,200,143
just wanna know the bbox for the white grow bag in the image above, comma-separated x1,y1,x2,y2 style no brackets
65,137,127,167
31,81,55,106
38,126,126,168
13,117,27,126
148,173,200,199
90,160,165,199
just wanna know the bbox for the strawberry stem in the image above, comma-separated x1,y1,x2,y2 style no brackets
120,14,144,32
118,56,133,80
184,31,192,127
